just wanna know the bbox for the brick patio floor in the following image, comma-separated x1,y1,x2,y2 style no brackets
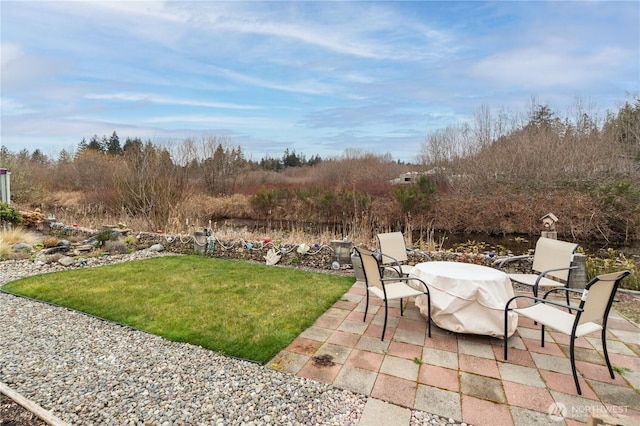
268,280,640,426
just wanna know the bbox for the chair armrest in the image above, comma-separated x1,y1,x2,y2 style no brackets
496,254,533,269
411,249,432,262
381,276,430,293
377,251,404,275
542,286,583,298
534,265,578,285
505,294,583,313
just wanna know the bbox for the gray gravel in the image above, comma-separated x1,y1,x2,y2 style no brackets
0,251,461,425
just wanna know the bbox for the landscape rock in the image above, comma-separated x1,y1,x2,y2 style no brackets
42,246,70,255
58,256,75,267
12,242,32,251
148,243,165,252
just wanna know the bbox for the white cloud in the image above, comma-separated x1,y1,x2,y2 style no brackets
1,1,637,162
0,42,64,88
145,113,291,130
85,92,261,110
0,98,37,116
471,42,632,90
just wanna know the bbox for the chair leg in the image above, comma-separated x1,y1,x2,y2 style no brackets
400,298,404,316
533,285,539,325
570,336,582,395
540,325,545,347
381,300,389,341
504,307,510,360
503,316,509,361
363,291,369,322
602,325,615,379
426,293,431,338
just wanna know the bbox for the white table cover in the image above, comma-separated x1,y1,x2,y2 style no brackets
410,261,518,338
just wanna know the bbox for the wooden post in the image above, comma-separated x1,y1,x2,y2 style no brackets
0,382,70,426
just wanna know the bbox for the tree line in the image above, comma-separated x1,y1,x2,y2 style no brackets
72,133,324,172
1,96,638,241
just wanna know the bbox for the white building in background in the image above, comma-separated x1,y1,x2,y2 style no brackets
389,168,445,185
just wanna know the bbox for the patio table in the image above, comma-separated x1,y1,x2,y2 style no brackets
410,261,518,338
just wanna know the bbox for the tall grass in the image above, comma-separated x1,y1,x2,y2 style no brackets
0,227,39,260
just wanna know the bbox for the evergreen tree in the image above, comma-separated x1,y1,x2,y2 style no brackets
77,137,88,153
58,149,73,164
307,154,322,166
260,156,282,171
107,131,123,155
282,149,304,167
123,137,143,154
526,104,562,133
87,135,104,152
30,149,48,165
202,143,246,195
0,146,9,166
604,97,640,161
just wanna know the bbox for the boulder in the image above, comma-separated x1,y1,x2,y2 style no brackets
58,256,75,267
12,242,32,251
42,246,70,255
75,245,94,253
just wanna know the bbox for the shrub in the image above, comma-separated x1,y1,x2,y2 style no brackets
586,248,639,291
593,180,640,242
124,234,138,247
42,236,60,248
94,229,119,246
393,175,436,217
0,202,22,226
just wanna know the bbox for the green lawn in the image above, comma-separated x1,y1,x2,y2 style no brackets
2,256,354,364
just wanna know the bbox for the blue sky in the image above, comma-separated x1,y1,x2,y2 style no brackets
1,1,639,163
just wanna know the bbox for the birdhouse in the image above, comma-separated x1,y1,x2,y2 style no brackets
540,213,558,231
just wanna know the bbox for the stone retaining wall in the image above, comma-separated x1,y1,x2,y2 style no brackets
135,232,529,273
35,224,534,273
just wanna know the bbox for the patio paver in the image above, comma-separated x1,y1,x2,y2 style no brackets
267,280,640,425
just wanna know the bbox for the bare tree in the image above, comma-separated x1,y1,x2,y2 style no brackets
115,142,192,230
191,136,248,196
